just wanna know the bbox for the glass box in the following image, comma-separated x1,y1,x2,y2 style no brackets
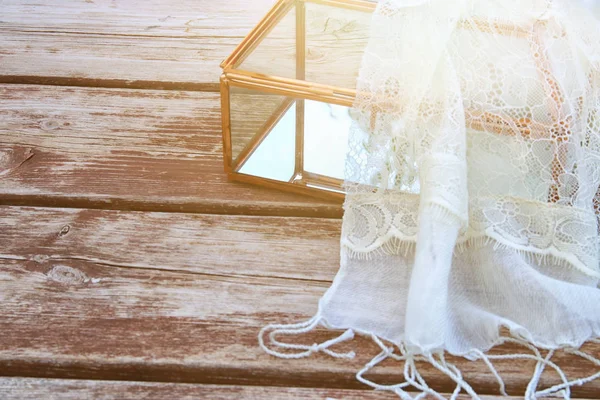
220,0,375,201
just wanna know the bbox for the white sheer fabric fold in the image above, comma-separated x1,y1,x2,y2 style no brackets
260,0,600,398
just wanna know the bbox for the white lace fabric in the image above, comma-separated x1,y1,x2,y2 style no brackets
344,0,600,274
260,0,600,398
344,192,600,277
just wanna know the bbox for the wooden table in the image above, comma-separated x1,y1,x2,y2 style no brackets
0,1,598,398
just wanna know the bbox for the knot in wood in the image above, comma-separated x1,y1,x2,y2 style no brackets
58,225,71,237
32,254,49,264
47,265,88,285
40,120,60,131
306,47,325,62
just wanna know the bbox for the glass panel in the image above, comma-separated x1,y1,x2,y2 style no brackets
304,100,350,180
238,104,297,182
230,83,351,190
304,2,371,89
238,5,296,80
229,86,288,161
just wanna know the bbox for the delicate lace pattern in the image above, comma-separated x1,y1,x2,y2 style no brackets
343,0,600,278
343,192,600,276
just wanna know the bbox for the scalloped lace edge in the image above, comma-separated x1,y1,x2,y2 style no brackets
342,233,600,279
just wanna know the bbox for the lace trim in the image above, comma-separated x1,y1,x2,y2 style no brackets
342,192,600,277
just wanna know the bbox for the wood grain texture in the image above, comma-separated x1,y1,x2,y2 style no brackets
0,206,598,397
5,0,597,398
303,2,370,89
0,205,341,281
0,0,375,91
1,378,563,400
0,84,341,217
0,0,276,88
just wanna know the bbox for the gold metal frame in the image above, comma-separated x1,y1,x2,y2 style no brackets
294,0,306,184
221,0,566,203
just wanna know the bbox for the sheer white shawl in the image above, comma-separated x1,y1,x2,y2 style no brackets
261,1,600,398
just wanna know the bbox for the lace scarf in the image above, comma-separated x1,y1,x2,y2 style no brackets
260,0,600,398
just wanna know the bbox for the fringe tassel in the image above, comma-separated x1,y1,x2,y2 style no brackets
259,321,600,399
258,316,356,360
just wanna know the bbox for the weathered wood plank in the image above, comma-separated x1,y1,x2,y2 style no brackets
0,0,275,88
0,379,395,400
0,84,341,217
0,0,376,90
0,205,340,281
0,206,598,397
1,378,557,400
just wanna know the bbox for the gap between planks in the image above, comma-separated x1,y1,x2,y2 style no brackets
0,76,221,92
